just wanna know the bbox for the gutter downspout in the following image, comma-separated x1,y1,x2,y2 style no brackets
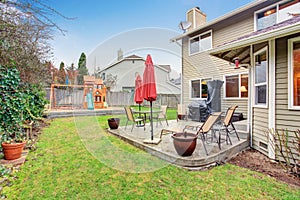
173,39,184,104
268,39,276,160
249,45,253,148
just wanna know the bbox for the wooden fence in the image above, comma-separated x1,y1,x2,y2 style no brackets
106,91,180,108
45,88,180,109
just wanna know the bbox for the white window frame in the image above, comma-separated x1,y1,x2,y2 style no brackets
223,73,248,99
253,47,268,108
254,0,300,31
288,36,300,110
189,78,212,99
189,30,212,56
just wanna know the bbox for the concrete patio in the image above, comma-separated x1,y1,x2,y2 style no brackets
108,119,249,169
47,107,250,169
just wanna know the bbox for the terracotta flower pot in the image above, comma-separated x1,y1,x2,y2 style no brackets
2,142,26,160
108,118,120,129
172,132,197,156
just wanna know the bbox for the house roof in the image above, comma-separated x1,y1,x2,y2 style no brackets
171,0,270,42
98,54,143,73
98,54,170,73
157,81,181,94
124,54,144,60
210,15,300,65
159,65,171,72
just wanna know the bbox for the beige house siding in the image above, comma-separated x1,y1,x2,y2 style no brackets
182,16,250,115
274,36,300,163
213,15,254,47
275,36,300,131
252,107,269,155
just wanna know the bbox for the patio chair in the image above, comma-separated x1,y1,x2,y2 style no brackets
195,112,222,155
153,105,168,127
124,107,145,132
177,104,188,122
220,105,240,141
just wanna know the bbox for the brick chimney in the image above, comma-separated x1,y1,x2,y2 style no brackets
186,7,206,32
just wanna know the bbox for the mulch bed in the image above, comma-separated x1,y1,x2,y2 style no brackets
228,148,300,188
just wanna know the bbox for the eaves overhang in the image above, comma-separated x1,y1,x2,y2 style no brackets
211,22,300,54
209,22,300,64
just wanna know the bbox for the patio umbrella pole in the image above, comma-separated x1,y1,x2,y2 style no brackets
139,103,141,118
150,101,153,140
142,54,160,144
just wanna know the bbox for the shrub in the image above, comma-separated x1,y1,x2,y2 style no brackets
269,128,300,177
0,65,26,143
0,65,48,144
21,83,48,122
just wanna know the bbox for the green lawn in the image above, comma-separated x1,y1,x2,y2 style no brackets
3,114,300,199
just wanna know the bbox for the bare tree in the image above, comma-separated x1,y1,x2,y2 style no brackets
0,0,72,84
104,74,117,91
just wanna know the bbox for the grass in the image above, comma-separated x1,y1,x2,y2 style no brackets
3,112,300,199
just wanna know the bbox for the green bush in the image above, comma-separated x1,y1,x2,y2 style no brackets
0,65,26,143
21,83,48,122
0,65,48,144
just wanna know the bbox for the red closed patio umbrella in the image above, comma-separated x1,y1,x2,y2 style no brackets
143,54,157,142
134,73,143,119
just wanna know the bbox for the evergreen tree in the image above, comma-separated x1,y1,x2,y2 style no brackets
66,63,77,85
57,62,66,84
77,52,88,85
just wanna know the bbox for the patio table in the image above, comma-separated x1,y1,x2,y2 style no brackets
133,109,161,122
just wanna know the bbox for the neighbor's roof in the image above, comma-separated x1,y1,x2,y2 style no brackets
156,81,181,95
159,65,171,72
124,54,144,60
98,54,170,73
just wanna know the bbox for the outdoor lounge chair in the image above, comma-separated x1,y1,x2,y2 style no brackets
153,105,168,127
194,112,222,155
219,105,240,142
124,107,145,132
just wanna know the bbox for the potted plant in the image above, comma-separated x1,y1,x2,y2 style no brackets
107,118,120,129
172,132,197,156
0,66,27,160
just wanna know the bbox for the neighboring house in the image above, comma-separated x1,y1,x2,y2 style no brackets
98,54,181,95
172,0,300,160
171,73,181,86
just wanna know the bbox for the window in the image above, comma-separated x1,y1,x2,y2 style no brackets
241,74,249,98
288,37,300,109
190,78,211,99
278,0,300,23
255,0,300,30
226,75,239,98
201,78,210,98
224,74,248,98
101,73,106,80
256,6,277,30
189,31,212,55
254,48,268,106
191,80,200,98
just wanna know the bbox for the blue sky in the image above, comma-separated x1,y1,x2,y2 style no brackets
48,0,254,72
